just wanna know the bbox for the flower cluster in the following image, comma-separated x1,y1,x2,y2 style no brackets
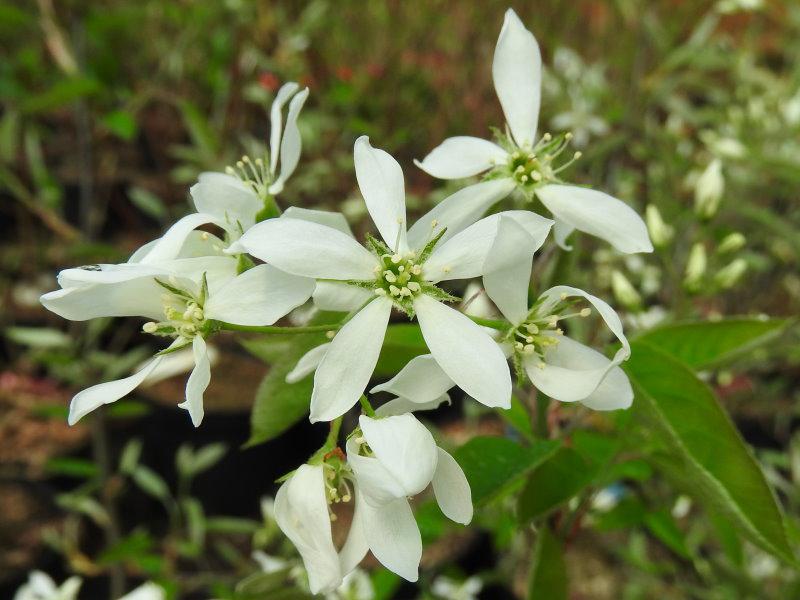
40,9,650,594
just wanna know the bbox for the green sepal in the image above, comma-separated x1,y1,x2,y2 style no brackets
198,272,209,305
155,340,192,356
417,227,447,264
154,278,192,300
236,253,256,274
420,283,460,303
366,232,392,257
255,195,281,223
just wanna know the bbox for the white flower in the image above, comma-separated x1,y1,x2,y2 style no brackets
415,9,652,254
344,413,472,582
325,569,375,600
375,217,633,410
40,260,313,426
233,136,554,422
13,571,81,600
431,575,483,600
274,464,368,595
137,82,309,264
694,158,725,219
117,582,166,600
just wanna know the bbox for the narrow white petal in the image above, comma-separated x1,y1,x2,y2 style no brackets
552,219,575,250
190,172,261,231
310,298,392,422
285,343,330,384
432,448,473,524
68,351,166,425
282,206,353,236
178,336,210,427
354,136,408,251
269,82,300,175
370,354,454,404
312,281,374,312
269,87,309,195
423,210,552,283
204,264,314,326
414,296,511,408
581,364,633,410
360,414,438,496
483,216,536,324
338,489,369,575
376,394,451,417
492,9,542,147
407,178,516,250
142,344,219,387
135,213,222,264
236,218,379,280
41,274,166,321
346,435,408,505
536,184,653,253
274,464,342,594
358,492,421,582
414,136,507,179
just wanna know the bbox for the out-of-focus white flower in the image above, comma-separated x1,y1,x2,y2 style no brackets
694,159,725,219
117,582,166,600
431,575,483,600
717,232,746,255
40,260,313,426
684,243,708,291
415,9,652,254
611,270,643,311
136,82,309,264
234,137,556,422
645,205,674,248
13,571,81,600
714,258,748,289
325,569,375,600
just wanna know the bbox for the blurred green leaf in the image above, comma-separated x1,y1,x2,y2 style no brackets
132,465,171,500
528,525,567,600
176,442,227,479
454,436,560,506
45,457,98,478
128,186,167,221
119,439,143,474
102,109,138,141
636,318,790,370
205,517,260,534
5,326,70,348
374,323,427,376
626,340,795,565
22,76,101,114
56,493,110,526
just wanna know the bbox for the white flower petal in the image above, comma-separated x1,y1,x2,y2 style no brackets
346,436,408,506
492,9,542,147
312,281,374,312
483,216,536,324
235,218,379,280
357,492,421,582
68,348,170,425
338,489,369,575
204,264,314,326
376,394,451,417
282,206,353,236
414,136,508,179
413,296,511,408
134,214,225,264
178,336,210,427
142,344,219,387
310,298,392,422
270,82,300,176
274,464,342,594
190,172,261,231
552,219,574,251
536,184,653,253
285,343,330,384
354,136,407,252
581,364,633,411
432,448,473,524
370,354,454,404
423,210,552,283
118,582,165,600
360,414,438,496
407,178,516,250
269,87,309,195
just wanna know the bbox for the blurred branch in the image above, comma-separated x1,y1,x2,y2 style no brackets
36,0,78,75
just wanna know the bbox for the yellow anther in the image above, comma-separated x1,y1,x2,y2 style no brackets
524,344,535,354
389,285,401,296
560,292,568,300
565,132,573,140
407,282,421,293
326,330,335,339
374,288,387,296
574,151,582,159
200,232,210,240
391,254,402,264
143,322,158,333
531,172,542,182
384,271,397,283
580,308,592,317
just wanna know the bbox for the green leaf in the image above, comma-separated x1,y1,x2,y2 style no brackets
22,76,101,114
374,323,428,377
5,326,71,348
517,447,599,523
205,517,260,534
643,509,691,559
626,340,795,564
119,439,143,474
102,110,138,141
128,186,167,221
636,318,790,370
500,395,535,441
131,466,170,500
45,457,98,479
454,436,560,506
176,443,227,478
528,525,567,600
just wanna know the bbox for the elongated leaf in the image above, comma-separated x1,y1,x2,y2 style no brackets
626,340,794,564
528,525,567,600
454,436,560,506
636,318,789,370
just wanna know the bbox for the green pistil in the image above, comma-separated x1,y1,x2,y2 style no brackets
374,252,424,300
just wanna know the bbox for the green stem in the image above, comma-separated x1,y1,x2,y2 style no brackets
214,321,340,334
468,315,511,331
359,395,376,418
307,416,344,465
535,393,550,438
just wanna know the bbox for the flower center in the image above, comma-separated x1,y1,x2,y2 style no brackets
226,154,271,201
493,132,582,191
142,278,207,342
322,450,353,518
373,252,424,300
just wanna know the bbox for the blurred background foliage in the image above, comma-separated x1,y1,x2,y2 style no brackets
1,0,799,598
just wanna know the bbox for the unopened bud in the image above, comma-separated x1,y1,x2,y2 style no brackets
714,258,747,289
694,159,724,219
611,270,642,309
684,243,707,291
645,204,674,247
717,232,746,255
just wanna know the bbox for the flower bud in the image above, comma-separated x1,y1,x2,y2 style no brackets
717,232,746,255
610,270,642,310
645,205,674,247
694,159,724,219
714,258,747,289
684,243,707,291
